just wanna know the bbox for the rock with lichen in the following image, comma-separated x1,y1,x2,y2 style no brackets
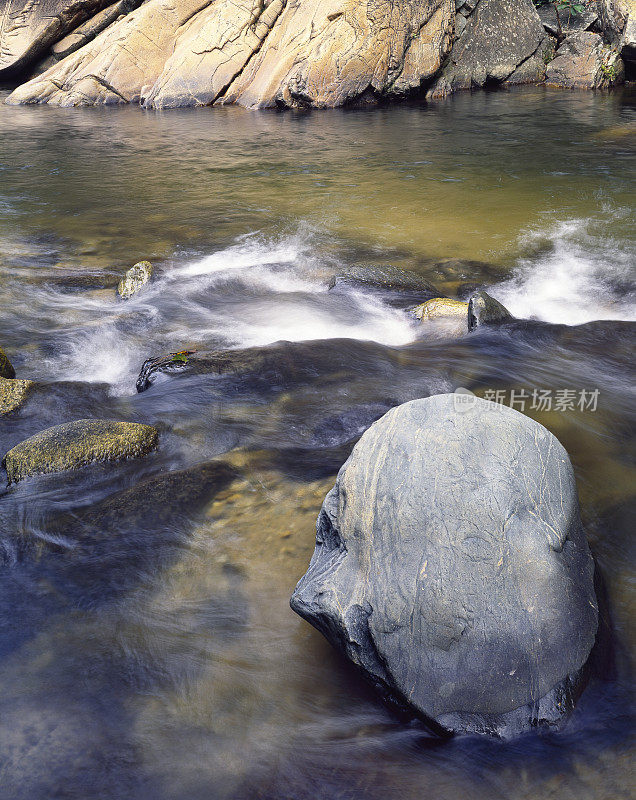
117,261,153,299
3,418,158,483
0,376,34,415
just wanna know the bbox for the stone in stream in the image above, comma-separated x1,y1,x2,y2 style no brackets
0,376,34,415
117,261,153,299
412,297,469,322
3,419,159,483
467,290,513,330
0,346,16,379
291,394,598,737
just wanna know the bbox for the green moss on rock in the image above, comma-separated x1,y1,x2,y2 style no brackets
0,346,16,379
3,419,159,484
0,376,34,415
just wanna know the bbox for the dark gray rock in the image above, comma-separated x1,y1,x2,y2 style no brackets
291,394,598,737
136,339,406,394
538,4,598,37
468,290,513,329
328,266,438,309
427,0,548,97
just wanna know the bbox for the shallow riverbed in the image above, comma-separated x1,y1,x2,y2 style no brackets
0,87,634,800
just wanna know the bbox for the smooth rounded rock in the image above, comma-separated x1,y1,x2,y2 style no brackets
291,394,598,737
3,418,159,483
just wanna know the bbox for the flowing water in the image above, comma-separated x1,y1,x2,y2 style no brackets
0,87,634,800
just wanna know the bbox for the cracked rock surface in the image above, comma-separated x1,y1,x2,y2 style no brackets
427,0,548,97
6,0,455,107
291,393,598,737
0,0,113,76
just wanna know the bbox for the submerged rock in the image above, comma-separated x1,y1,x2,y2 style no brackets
546,31,624,88
467,290,513,329
117,260,153,299
0,346,16,379
136,339,401,394
291,394,598,737
3,418,158,483
0,376,34,415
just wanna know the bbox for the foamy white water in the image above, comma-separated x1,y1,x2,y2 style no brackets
30,231,418,393
490,217,636,325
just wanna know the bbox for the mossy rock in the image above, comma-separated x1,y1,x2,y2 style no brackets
0,346,16,379
117,261,153,299
0,376,34,415
3,419,159,484
412,297,469,323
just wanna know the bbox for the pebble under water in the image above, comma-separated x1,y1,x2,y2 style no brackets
0,88,634,800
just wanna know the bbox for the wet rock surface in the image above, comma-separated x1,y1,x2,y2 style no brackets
468,290,513,329
3,418,159,483
291,394,598,737
0,346,16,379
117,260,153,299
0,376,34,415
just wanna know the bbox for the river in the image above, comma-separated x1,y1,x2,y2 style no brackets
0,87,634,799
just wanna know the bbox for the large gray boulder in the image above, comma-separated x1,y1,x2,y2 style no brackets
291,394,598,737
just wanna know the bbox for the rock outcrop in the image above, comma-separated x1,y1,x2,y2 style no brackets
0,0,114,77
291,394,598,737
427,0,549,98
2,0,629,108
6,0,456,108
3,418,158,483
546,30,624,88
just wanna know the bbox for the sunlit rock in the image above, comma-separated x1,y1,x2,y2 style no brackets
6,0,455,108
0,376,34,415
117,260,153,299
0,0,112,77
291,394,598,737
